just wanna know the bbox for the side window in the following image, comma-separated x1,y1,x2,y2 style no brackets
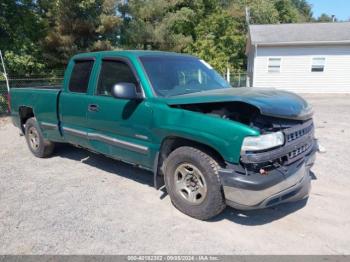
311,57,326,72
268,58,281,73
69,60,94,93
97,60,138,96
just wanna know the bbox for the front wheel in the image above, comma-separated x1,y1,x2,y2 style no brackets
24,117,55,158
164,146,226,220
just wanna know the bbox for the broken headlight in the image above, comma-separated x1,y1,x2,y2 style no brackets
241,131,284,152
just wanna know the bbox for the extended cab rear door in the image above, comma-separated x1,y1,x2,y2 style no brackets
59,58,96,148
85,56,154,168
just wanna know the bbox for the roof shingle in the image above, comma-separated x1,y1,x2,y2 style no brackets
249,22,350,45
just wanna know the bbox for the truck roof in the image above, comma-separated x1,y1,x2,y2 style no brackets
72,50,194,60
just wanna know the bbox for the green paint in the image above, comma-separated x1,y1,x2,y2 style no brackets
10,51,311,169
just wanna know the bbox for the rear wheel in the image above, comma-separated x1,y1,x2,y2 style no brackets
24,117,55,158
164,146,226,220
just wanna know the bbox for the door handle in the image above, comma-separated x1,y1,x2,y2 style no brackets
88,104,99,112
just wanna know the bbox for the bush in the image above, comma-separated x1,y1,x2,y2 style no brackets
4,51,46,76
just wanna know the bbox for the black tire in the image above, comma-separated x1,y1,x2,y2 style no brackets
24,117,55,158
164,146,226,220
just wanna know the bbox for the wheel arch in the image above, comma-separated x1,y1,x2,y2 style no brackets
153,136,226,189
18,106,35,133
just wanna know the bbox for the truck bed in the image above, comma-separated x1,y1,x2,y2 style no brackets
10,87,61,141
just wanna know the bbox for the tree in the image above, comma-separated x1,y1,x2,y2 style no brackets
120,0,198,51
274,0,300,23
291,0,313,22
0,0,46,75
41,0,122,69
232,0,314,25
248,0,280,24
186,10,245,73
0,0,325,76
94,0,123,49
317,13,337,22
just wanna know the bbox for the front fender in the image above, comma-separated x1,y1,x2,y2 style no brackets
151,103,259,163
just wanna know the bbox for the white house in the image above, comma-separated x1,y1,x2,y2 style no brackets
246,22,350,93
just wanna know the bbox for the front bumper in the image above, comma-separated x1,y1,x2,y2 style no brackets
219,145,316,210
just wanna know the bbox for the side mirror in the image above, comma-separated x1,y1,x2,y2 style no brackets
111,82,142,100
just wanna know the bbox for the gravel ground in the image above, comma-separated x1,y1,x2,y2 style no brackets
0,94,349,255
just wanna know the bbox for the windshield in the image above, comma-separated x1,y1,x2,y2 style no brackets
139,55,231,97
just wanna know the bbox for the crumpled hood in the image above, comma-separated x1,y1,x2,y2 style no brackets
162,87,313,120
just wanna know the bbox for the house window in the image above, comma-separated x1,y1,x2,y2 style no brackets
268,58,281,73
311,57,326,72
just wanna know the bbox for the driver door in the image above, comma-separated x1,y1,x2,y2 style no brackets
86,57,153,167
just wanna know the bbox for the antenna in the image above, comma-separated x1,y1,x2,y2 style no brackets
0,50,10,93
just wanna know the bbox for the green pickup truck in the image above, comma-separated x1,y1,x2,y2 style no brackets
10,51,317,220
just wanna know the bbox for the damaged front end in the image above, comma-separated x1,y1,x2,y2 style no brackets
221,117,317,210
167,94,317,210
